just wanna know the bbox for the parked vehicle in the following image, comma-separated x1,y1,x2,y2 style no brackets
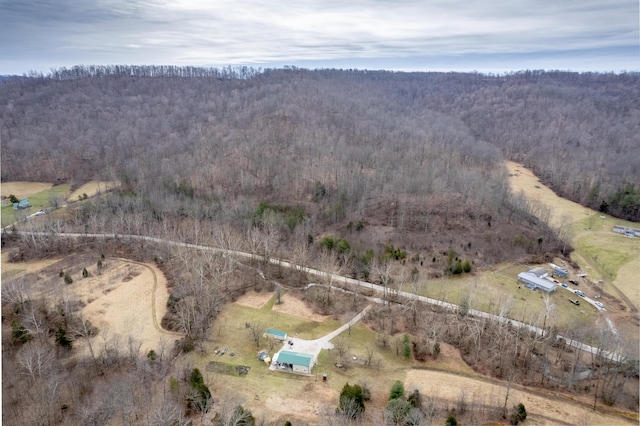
569,279,579,285
575,290,585,298
561,283,568,288
595,302,605,309
569,299,580,305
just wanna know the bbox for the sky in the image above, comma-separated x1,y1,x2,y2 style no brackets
0,0,638,75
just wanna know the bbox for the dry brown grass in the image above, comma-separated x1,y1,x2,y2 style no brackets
68,181,119,201
406,370,635,425
0,181,53,199
1,253,179,356
507,161,594,227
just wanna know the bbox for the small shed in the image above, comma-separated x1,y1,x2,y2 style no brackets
266,329,287,341
274,350,314,374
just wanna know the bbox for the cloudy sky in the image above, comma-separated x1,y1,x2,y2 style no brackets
0,0,638,75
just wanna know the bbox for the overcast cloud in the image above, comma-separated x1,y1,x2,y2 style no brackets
0,0,638,74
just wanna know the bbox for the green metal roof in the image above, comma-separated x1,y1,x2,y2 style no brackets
266,329,287,337
277,350,313,367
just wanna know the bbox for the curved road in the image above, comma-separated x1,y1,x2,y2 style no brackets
1,230,625,362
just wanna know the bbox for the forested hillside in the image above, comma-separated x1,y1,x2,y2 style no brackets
2,66,639,424
0,67,638,271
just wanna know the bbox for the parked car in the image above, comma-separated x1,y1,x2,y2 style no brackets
569,279,579,285
575,290,585,298
594,302,605,309
561,283,568,288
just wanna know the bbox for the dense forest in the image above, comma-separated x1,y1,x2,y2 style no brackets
1,66,639,223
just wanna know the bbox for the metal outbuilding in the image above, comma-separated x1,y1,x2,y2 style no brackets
518,272,558,293
266,329,287,341
273,350,314,374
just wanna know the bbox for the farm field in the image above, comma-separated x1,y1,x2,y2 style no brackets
506,162,640,353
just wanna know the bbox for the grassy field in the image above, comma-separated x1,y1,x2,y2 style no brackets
398,265,597,331
1,183,71,227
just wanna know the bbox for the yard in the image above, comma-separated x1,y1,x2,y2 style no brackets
180,289,636,425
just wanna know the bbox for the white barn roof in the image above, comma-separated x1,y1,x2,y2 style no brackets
518,272,557,292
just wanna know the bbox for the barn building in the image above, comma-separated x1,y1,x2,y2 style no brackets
518,272,557,293
273,350,314,374
266,329,287,341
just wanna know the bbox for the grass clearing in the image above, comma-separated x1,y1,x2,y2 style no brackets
400,266,597,331
506,161,595,227
68,181,119,201
1,183,71,227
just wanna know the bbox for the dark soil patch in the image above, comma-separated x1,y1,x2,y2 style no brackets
122,271,140,282
205,361,250,377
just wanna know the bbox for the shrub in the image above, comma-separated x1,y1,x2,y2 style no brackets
188,368,212,413
384,244,407,261
451,259,463,275
11,322,32,344
433,342,441,358
336,238,350,254
389,380,405,400
403,335,411,359
55,328,73,348
147,349,157,361
509,402,527,424
320,236,335,250
463,260,472,273
82,267,89,278
337,383,365,418
64,273,73,284
445,414,458,426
